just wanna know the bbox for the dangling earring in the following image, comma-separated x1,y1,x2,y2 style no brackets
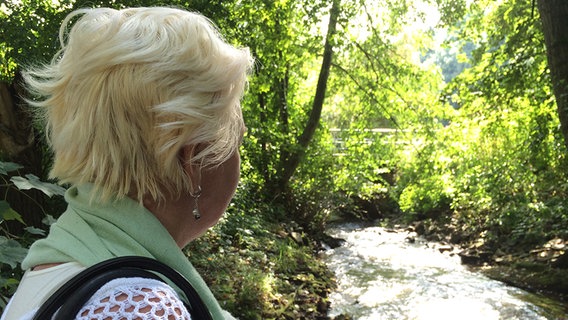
190,186,202,220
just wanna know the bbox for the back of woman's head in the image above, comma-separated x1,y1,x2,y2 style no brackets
24,7,253,202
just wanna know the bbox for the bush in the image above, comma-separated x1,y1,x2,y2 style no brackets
0,161,65,311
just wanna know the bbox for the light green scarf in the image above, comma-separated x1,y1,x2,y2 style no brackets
22,184,227,319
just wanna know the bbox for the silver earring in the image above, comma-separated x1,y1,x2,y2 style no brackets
190,186,202,220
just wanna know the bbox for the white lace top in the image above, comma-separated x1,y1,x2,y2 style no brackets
76,277,192,319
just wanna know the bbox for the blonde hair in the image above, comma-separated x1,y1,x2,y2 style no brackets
23,7,253,202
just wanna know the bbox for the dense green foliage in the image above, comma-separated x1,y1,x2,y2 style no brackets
1,0,568,317
0,162,63,309
394,0,568,246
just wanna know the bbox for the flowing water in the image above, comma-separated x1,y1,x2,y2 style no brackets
323,223,568,320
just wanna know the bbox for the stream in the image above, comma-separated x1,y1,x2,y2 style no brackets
323,222,568,320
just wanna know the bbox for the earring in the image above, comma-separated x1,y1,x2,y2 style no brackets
190,186,202,220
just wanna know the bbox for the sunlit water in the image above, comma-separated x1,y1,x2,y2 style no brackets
323,223,568,320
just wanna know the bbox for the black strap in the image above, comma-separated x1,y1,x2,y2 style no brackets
55,268,162,320
32,256,213,320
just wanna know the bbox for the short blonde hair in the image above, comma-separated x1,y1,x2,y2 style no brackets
24,7,253,202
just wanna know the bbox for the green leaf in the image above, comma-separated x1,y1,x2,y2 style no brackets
0,161,23,175
42,214,57,226
24,226,46,236
0,236,28,269
0,200,24,224
10,174,66,197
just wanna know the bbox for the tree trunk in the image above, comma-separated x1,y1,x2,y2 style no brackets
0,72,46,228
537,0,568,150
257,92,271,185
0,73,35,161
275,0,341,192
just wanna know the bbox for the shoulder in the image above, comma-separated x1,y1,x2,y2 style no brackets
1,262,85,320
77,277,192,319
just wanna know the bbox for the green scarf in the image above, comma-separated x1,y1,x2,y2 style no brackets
22,184,227,319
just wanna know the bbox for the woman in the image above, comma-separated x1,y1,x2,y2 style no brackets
2,6,253,320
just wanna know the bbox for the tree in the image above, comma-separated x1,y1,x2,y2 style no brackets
276,0,341,193
226,0,345,201
537,0,568,150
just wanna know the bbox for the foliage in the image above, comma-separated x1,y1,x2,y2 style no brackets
440,0,567,244
392,0,568,248
230,0,340,197
0,0,71,81
284,126,343,231
0,161,63,311
324,0,447,213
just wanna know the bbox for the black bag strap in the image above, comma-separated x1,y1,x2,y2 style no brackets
32,256,213,320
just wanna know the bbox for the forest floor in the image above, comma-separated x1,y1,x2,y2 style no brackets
186,214,335,320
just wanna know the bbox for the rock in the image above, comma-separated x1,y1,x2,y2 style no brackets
449,232,463,244
289,231,304,244
458,249,492,266
545,238,566,250
425,224,437,235
320,234,345,249
494,248,506,257
413,221,426,236
429,233,443,242
438,244,453,253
